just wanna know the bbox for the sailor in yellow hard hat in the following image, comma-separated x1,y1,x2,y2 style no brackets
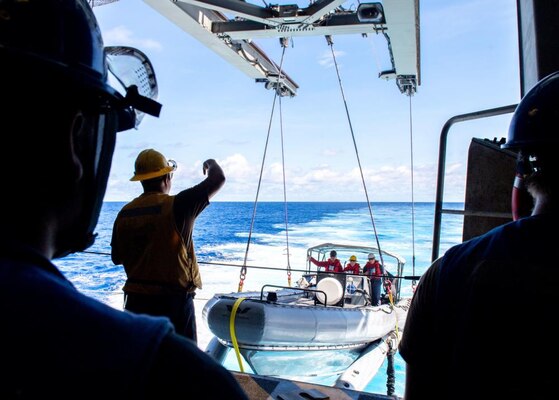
130,149,177,181
111,148,226,343
343,255,361,274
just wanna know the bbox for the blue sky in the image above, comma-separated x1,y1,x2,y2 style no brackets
93,0,519,202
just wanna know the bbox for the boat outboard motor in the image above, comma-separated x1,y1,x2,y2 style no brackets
502,70,559,220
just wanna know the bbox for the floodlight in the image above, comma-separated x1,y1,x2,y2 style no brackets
357,3,385,24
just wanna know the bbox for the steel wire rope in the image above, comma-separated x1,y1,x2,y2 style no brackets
325,39,414,385
325,35,385,267
326,36,419,294
407,93,418,287
79,250,421,280
237,40,290,292
278,94,293,287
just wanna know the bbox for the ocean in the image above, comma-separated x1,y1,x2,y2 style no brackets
54,201,464,397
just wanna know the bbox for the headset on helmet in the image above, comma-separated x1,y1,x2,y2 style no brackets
502,71,559,221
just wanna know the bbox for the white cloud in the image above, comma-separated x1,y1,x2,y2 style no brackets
220,154,253,179
318,49,345,69
104,147,463,203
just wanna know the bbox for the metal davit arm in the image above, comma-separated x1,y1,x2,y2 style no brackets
431,104,517,262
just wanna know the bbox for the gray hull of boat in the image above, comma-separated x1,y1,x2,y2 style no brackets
203,292,409,348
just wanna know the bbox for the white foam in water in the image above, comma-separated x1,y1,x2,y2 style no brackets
54,202,464,398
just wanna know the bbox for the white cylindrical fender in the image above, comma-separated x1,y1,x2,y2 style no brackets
316,277,344,305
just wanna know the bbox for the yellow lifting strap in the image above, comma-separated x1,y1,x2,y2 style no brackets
230,297,247,372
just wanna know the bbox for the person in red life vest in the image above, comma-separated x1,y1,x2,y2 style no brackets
343,255,361,274
308,250,343,272
363,253,383,305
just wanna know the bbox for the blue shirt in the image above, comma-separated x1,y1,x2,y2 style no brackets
400,214,558,399
0,242,173,397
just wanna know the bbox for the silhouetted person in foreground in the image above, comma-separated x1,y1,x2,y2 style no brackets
400,71,559,400
0,1,248,398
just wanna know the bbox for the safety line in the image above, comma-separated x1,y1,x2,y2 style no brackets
230,297,247,372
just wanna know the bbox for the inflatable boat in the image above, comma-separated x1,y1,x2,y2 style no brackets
202,243,411,390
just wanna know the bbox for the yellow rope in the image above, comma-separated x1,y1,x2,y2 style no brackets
230,297,247,372
387,285,400,339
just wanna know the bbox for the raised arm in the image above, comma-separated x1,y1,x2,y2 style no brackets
308,256,327,268
202,159,226,200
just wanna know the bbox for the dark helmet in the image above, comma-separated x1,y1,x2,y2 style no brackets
0,0,160,131
0,0,160,256
0,0,106,86
330,250,337,257
502,71,559,151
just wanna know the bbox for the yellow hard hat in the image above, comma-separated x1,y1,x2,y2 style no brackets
130,149,177,181
349,255,357,261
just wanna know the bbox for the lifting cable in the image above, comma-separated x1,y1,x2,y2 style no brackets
238,38,291,292
327,35,418,292
325,35,385,268
278,93,293,287
407,93,418,288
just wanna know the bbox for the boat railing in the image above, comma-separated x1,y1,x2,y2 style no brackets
260,284,329,307
432,104,517,262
